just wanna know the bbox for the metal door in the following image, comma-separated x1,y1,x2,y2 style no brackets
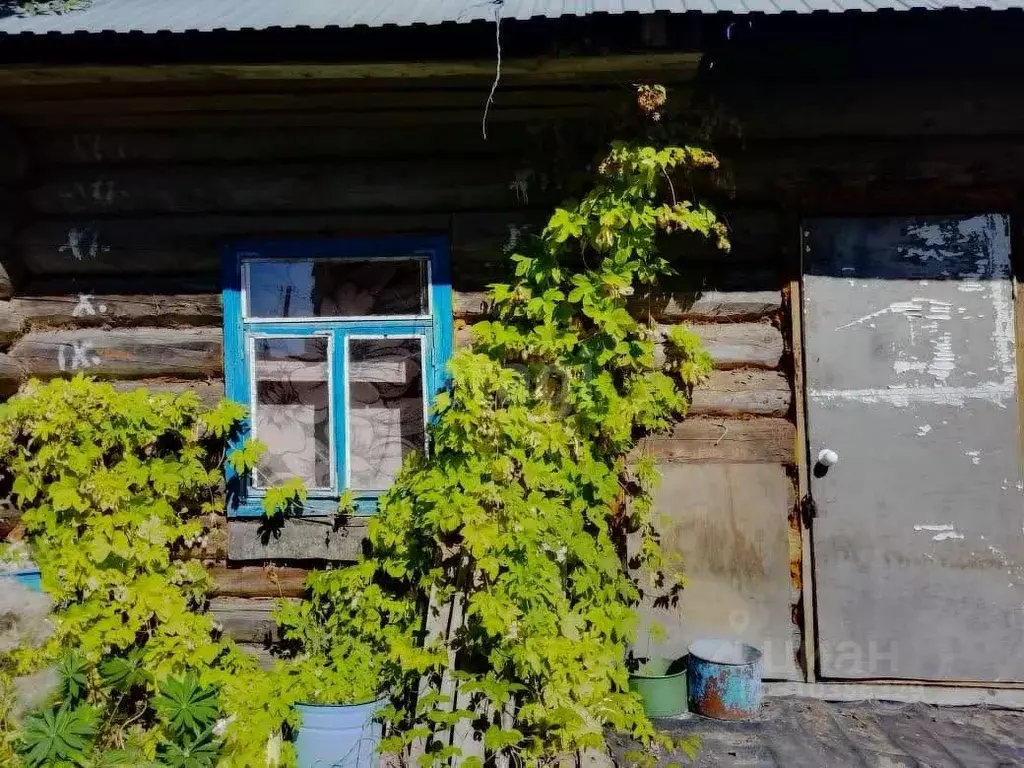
803,214,1024,681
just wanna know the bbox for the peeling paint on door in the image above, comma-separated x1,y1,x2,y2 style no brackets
804,214,1024,682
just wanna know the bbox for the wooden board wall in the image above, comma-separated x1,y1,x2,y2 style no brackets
0,79,798,672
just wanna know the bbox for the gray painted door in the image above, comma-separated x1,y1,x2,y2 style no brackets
803,215,1024,682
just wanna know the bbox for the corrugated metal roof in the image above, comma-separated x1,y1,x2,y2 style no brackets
0,0,1019,37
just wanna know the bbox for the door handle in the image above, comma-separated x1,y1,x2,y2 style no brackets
817,448,839,467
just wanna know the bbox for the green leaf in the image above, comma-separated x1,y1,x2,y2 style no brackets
154,674,220,739
99,649,151,693
261,476,308,517
57,651,89,703
226,438,266,475
18,704,98,767
87,535,111,564
157,726,221,768
483,725,524,751
202,398,247,438
49,482,84,513
12,473,38,502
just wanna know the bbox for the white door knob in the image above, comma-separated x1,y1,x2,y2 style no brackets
817,448,839,467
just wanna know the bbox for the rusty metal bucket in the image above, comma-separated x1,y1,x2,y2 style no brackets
687,639,763,721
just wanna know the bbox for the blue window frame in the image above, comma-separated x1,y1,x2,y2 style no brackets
222,236,453,517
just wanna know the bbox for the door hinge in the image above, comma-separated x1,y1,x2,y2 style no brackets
800,494,817,526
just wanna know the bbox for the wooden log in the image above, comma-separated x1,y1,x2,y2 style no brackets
450,211,551,289
236,643,275,670
728,137,1024,205
22,275,218,295
450,207,780,285
457,289,782,322
17,106,601,131
681,323,784,370
228,518,368,563
18,214,451,277
29,159,534,216
449,249,779,304
0,301,24,347
9,328,222,380
0,54,702,89
0,254,15,300
208,596,293,645
690,369,791,418
32,123,529,166
642,417,796,464
208,566,309,599
12,292,221,329
11,89,620,118
628,290,782,322
449,206,781,294
16,211,549,284
0,238,28,301
721,82,1024,140
456,321,784,370
111,379,225,407
0,352,25,396
662,263,782,294
0,126,27,185
0,75,692,105
16,208,781,286
669,207,781,263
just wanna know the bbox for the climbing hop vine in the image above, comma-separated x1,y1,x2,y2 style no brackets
278,85,730,765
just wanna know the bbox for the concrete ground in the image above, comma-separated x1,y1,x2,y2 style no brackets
610,697,1024,767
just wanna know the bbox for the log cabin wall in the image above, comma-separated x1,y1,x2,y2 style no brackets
16,64,1022,678
0,69,791,674
0,129,23,396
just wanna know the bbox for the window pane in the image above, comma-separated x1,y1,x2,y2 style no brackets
347,338,426,491
253,336,332,489
246,258,428,318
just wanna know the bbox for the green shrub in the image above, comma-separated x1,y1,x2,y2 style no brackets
0,379,293,765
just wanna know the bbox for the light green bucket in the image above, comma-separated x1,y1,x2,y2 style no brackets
628,657,688,717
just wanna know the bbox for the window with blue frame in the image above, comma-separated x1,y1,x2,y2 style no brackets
222,236,453,517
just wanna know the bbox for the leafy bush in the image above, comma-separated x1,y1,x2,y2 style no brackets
17,660,224,767
0,379,294,765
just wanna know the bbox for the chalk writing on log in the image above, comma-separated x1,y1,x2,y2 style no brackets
59,227,109,260
71,180,117,207
57,340,101,372
72,294,108,318
508,170,532,204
